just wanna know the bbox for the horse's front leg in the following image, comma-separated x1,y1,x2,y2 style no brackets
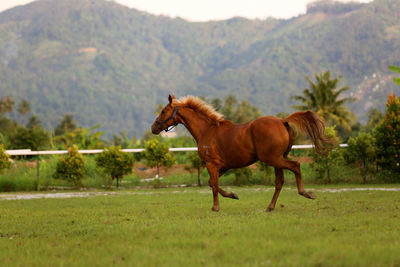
207,164,239,212
216,168,239,200
206,164,220,211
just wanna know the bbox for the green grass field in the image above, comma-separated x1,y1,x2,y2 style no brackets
0,186,399,266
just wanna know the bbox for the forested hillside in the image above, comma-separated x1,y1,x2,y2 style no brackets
0,0,399,136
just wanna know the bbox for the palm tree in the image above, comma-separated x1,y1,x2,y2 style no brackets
18,99,31,116
291,71,356,132
0,96,14,117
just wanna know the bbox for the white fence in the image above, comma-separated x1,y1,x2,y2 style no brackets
6,144,348,156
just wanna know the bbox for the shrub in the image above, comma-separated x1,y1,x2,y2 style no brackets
95,146,135,188
53,145,86,187
143,138,175,179
12,125,50,150
233,167,253,186
374,94,400,181
186,152,205,186
345,132,376,183
310,126,344,183
0,144,11,173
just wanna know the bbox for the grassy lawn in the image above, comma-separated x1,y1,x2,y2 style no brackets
0,186,399,266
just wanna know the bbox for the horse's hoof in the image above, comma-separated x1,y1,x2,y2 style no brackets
306,191,316,199
266,207,274,212
231,192,239,200
211,206,219,212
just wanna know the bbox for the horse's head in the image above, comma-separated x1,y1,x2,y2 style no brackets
151,94,180,134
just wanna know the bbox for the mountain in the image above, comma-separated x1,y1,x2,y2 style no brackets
0,0,399,137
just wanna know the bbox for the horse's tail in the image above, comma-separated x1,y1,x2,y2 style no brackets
284,111,336,155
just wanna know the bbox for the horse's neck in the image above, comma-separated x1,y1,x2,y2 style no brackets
179,107,214,143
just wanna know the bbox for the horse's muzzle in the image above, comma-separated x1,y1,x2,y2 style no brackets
151,122,162,135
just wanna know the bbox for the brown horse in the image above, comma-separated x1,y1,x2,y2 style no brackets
151,95,335,212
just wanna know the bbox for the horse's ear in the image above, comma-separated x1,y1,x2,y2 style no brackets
168,94,176,104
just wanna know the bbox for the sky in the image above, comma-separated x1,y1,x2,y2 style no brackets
0,0,373,21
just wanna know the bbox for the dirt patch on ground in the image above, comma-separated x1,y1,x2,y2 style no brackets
1,187,399,201
134,163,191,178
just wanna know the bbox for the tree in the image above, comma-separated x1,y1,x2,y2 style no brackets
374,94,400,181
0,96,14,117
53,145,86,187
209,94,262,123
186,152,205,186
143,138,175,180
291,71,356,132
54,125,105,149
233,100,261,124
12,126,50,150
0,144,11,173
54,114,77,136
17,99,31,126
346,133,376,183
310,126,344,183
364,108,384,132
95,146,135,188
27,115,42,129
17,99,31,116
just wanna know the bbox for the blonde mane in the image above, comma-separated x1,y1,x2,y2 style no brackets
176,96,224,123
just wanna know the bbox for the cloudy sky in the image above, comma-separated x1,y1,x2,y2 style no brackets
0,0,372,21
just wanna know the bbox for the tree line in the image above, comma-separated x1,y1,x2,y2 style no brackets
0,67,400,186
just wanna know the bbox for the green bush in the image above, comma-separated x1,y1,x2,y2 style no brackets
310,126,344,183
374,94,400,181
143,138,175,179
53,145,86,187
186,152,205,186
95,146,135,188
0,144,11,173
12,125,50,150
345,132,376,183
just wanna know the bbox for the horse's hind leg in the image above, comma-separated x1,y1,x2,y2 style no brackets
266,167,284,212
270,158,316,200
287,159,316,199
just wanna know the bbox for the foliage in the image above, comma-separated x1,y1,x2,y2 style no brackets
54,114,77,136
95,146,135,187
229,167,253,186
53,125,106,149
209,94,261,123
345,132,376,183
256,162,274,185
389,65,400,86
363,108,384,132
0,96,14,116
110,132,137,148
53,145,86,187
143,138,175,178
12,125,51,150
1,0,399,136
291,71,356,133
310,126,344,182
0,144,11,173
374,94,400,181
186,152,205,186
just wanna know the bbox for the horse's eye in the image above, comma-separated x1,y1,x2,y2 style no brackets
161,111,165,114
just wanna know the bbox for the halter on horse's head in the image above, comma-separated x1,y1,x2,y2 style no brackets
151,95,180,134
